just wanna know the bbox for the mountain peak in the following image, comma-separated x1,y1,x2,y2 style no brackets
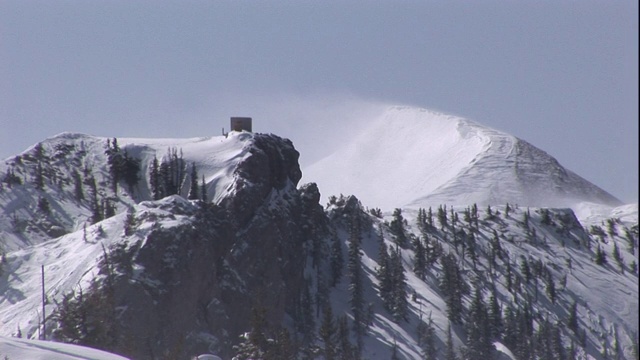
303,106,621,209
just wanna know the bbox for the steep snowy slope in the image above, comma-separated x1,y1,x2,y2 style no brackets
303,106,622,210
0,131,253,251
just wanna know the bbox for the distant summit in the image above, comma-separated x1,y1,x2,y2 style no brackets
303,106,622,209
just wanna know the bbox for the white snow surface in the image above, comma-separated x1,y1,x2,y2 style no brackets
0,336,129,359
0,196,195,341
303,106,623,211
0,131,252,251
494,341,517,360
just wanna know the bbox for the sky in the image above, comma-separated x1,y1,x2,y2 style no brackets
0,0,637,203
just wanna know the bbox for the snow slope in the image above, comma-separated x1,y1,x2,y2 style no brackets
0,131,252,251
0,196,195,341
303,106,622,210
326,203,638,360
0,336,129,360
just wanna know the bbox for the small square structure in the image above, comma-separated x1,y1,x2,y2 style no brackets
230,117,252,132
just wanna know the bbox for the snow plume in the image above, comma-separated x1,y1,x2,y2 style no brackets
303,105,623,210
198,90,392,168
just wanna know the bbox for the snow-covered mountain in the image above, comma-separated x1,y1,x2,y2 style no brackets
0,131,254,251
0,123,637,360
303,106,623,210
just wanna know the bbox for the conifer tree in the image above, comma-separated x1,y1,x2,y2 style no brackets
188,162,199,200
390,208,407,248
418,313,437,360
607,218,618,237
34,162,45,190
612,241,624,272
466,232,478,269
567,300,579,333
347,213,365,345
440,253,464,324
466,287,494,360
149,156,161,200
426,207,434,229
72,170,84,201
330,236,344,287
595,244,607,265
336,316,355,360
390,247,408,322
37,196,51,215
445,322,458,360
124,209,137,236
319,305,337,360
413,235,427,280
377,238,393,310
545,272,557,304
624,227,636,254
488,285,503,340
437,205,448,230
200,175,207,202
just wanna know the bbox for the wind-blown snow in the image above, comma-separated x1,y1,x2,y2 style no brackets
303,106,622,210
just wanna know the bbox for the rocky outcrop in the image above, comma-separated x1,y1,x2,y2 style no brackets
83,134,327,359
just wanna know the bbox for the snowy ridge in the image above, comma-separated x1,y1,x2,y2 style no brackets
0,131,252,251
303,106,622,210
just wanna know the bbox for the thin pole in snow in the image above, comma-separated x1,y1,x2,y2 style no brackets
41,264,46,340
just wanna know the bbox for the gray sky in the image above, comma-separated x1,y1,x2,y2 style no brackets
1,1,637,203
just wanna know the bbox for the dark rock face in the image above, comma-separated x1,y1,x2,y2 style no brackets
98,134,326,359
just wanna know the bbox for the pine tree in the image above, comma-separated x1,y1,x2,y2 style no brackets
612,241,624,272
336,316,355,360
34,162,45,190
390,208,407,248
330,236,344,287
488,285,503,340
201,175,208,202
124,209,137,236
413,235,427,280
188,162,199,200
466,287,494,360
567,300,579,333
418,313,437,360
426,207,434,229
540,208,552,225
595,244,607,265
72,170,84,201
445,322,458,360
37,196,51,215
607,218,618,237
440,253,464,324
466,232,478,269
149,156,161,200
545,274,557,304
624,227,636,254
377,238,393,310
390,247,408,322
319,305,337,360
347,213,365,345
437,205,448,230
